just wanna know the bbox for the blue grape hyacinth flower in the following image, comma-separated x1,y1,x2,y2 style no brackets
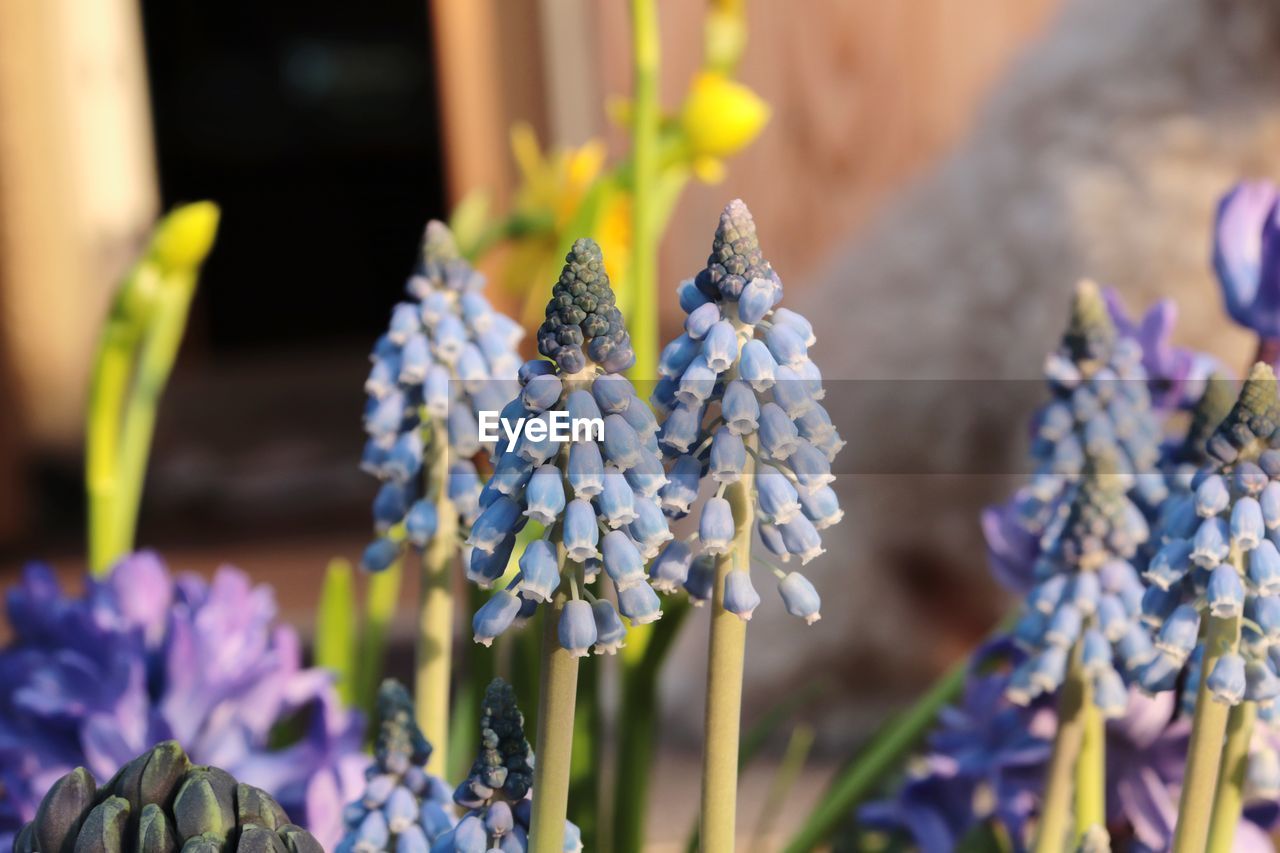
361,221,523,570
1005,448,1150,717
335,681,455,853
650,199,843,623
0,553,368,850
982,280,1167,595
466,238,672,656
1138,363,1280,711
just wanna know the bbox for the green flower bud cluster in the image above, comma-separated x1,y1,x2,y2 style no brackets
13,742,320,853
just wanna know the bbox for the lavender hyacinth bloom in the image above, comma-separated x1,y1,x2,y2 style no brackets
466,239,671,655
651,200,843,622
361,221,523,569
0,553,368,850
981,281,1168,594
861,640,1275,851
1214,181,1280,341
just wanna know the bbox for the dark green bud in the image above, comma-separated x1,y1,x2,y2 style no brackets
537,238,634,374
70,797,129,853
277,825,324,853
33,767,97,853
235,824,287,853
172,768,237,842
235,785,287,832
1061,280,1116,370
1209,362,1280,464
137,803,178,853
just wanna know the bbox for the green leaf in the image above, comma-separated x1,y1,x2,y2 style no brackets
356,558,403,715
315,558,357,707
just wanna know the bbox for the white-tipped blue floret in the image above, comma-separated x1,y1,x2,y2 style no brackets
617,582,664,625
710,428,747,484
722,380,761,435
660,455,701,516
1252,542,1280,595
738,339,777,391
628,498,673,558
1191,516,1232,567
601,529,647,590
596,466,639,527
758,403,801,460
778,515,825,564
1208,652,1247,705
558,599,597,658
1156,604,1201,664
563,499,600,562
685,302,721,339
699,497,736,555
1207,564,1247,618
567,442,605,498
602,413,644,471
724,571,762,620
650,540,694,593
778,571,821,624
523,465,566,526
591,599,627,655
517,540,560,603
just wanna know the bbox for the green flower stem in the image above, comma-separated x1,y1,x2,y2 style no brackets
86,202,219,574
627,0,661,381
1172,610,1242,853
748,724,814,853
1034,642,1087,853
1075,684,1105,839
1207,700,1258,852
316,558,357,706
86,313,141,575
111,268,200,556
416,427,456,779
357,557,403,714
613,598,691,853
699,433,755,852
530,588,581,852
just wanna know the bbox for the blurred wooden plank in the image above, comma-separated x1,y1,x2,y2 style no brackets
429,0,513,206
0,0,159,452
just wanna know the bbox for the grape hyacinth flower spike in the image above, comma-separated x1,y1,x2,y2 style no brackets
464,238,667,851
1005,449,1149,852
446,679,582,852
982,279,1166,594
335,681,455,853
360,220,523,774
652,200,845,851
1139,363,1280,852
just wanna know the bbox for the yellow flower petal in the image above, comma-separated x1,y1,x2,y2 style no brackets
680,72,769,160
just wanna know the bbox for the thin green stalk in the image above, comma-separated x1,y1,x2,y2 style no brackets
627,0,661,380
530,590,581,852
357,558,403,714
112,271,199,554
86,318,141,575
569,657,600,848
316,558,357,705
1207,700,1257,852
748,724,814,853
1034,642,1087,853
416,427,456,779
699,433,754,852
1075,679,1104,840
1172,611,1242,852
86,202,219,573
613,598,691,853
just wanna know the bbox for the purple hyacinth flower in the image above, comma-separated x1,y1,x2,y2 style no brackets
1215,181,1280,339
